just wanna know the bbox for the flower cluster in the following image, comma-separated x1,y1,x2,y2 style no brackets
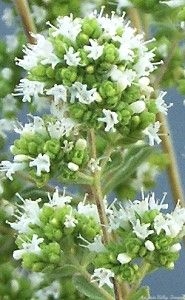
0,115,89,186
14,11,169,144
9,189,101,272
89,192,185,286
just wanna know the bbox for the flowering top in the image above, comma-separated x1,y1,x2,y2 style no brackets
14,10,167,144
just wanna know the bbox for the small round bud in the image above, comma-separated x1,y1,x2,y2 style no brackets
67,162,79,172
75,139,87,150
129,100,146,114
117,253,132,264
145,240,155,251
170,243,181,252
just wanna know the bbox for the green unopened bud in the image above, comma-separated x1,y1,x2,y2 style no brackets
43,139,60,157
76,32,89,46
28,142,38,155
46,66,55,78
131,116,140,129
103,44,118,63
53,38,67,57
139,112,156,129
99,81,117,98
86,65,94,74
30,65,46,77
61,67,77,84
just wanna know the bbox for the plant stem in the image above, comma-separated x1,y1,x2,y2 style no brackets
89,129,110,244
127,8,185,206
89,129,129,300
157,112,185,205
14,0,37,43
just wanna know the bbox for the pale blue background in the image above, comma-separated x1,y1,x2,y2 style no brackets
0,1,185,298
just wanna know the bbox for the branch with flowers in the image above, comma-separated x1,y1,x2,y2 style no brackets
0,0,185,299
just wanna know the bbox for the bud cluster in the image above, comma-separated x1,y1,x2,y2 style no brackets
14,11,165,143
9,189,101,272
0,115,89,186
89,192,185,285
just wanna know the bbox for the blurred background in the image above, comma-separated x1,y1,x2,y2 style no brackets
0,1,185,298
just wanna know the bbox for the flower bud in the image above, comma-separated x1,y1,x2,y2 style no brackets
129,100,146,114
67,162,79,171
117,253,132,264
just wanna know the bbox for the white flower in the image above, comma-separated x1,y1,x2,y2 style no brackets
96,11,125,39
98,109,119,132
91,268,114,288
134,50,157,77
110,66,136,90
70,82,97,104
49,15,82,41
0,160,26,180
14,116,47,136
88,158,101,173
46,84,67,104
64,47,81,66
143,121,161,146
139,77,154,97
79,235,106,253
14,79,45,103
77,201,99,223
62,140,74,152
160,0,185,7
31,5,47,24
47,187,72,207
132,219,154,240
129,100,146,114
2,8,14,26
29,154,50,176
8,195,41,233
153,213,171,235
16,34,59,70
64,213,78,228
145,240,155,251
67,162,79,172
131,191,168,215
117,253,132,264
156,91,173,115
84,39,104,60
48,118,75,139
13,234,44,260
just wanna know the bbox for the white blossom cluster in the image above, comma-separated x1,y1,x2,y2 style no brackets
89,191,185,288
0,114,82,181
13,10,171,144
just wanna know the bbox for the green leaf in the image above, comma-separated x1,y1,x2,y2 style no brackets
129,286,150,300
73,274,107,300
58,264,78,277
103,145,154,194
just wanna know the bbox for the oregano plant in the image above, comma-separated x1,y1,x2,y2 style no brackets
0,1,185,299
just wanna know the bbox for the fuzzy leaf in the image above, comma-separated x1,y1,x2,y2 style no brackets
103,145,153,194
73,274,107,300
129,286,150,300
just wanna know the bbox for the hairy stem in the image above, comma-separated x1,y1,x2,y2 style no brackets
14,0,37,43
89,129,129,300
